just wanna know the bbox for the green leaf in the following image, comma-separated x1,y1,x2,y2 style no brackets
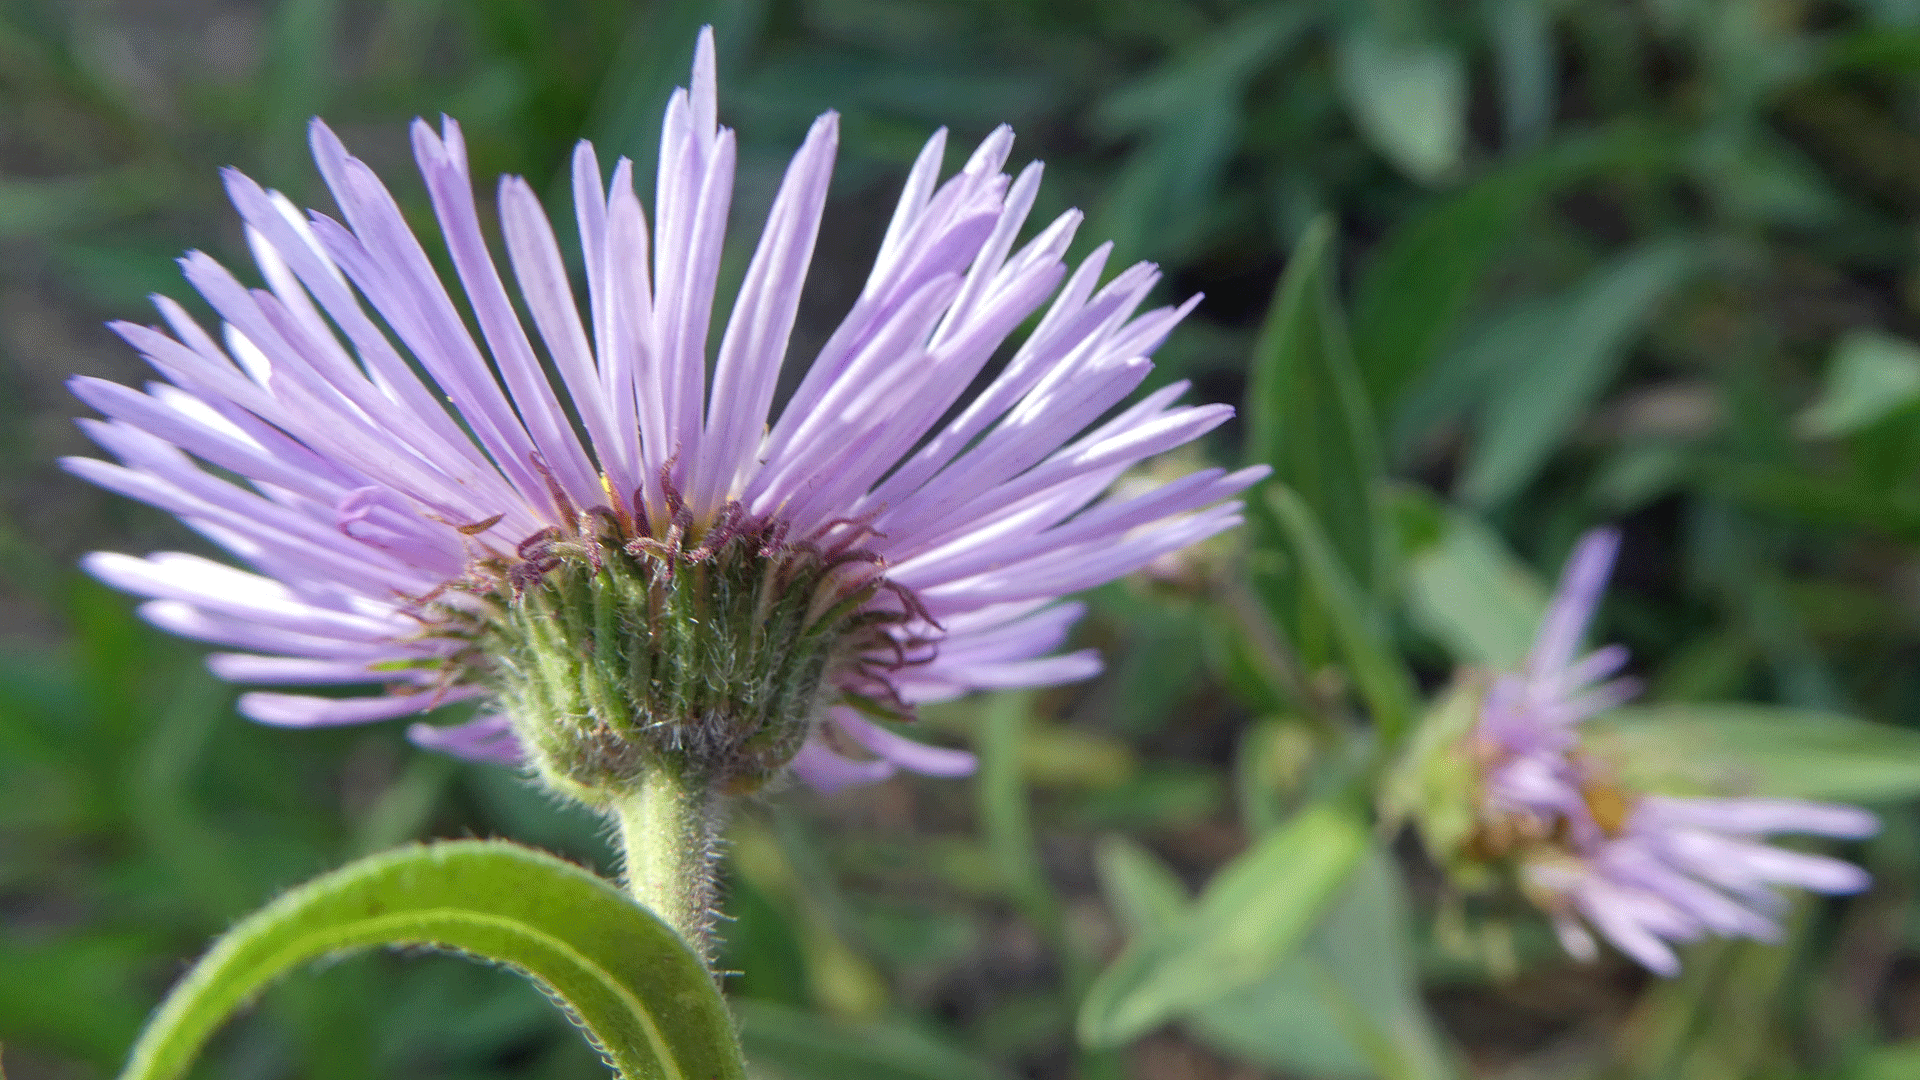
1458,241,1696,507
1359,127,1676,423
1334,28,1467,185
1589,704,1920,803
1189,851,1457,1080
1795,330,1920,438
1264,485,1419,745
1485,0,1554,150
1091,6,1311,261
1077,802,1369,1047
1404,511,1549,668
1854,1039,1920,1080
117,839,745,1080
1092,835,1189,937
1246,216,1385,598
735,999,1004,1080
977,692,1061,938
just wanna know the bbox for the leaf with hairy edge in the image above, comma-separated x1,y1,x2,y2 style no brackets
117,840,744,1080
1077,802,1368,1047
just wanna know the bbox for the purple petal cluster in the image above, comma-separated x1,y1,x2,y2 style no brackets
1473,529,1877,975
64,31,1263,791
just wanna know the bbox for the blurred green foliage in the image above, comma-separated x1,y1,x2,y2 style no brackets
10,0,1920,1078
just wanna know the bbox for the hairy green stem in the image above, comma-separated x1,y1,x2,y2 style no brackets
613,765,728,967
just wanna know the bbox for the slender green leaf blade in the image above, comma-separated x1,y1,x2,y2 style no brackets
1187,850,1457,1080
1265,485,1419,744
1589,704,1920,804
1077,802,1368,1046
1357,127,1676,420
1459,241,1696,507
1795,330,1920,438
1246,216,1384,597
1092,835,1189,937
736,1000,1003,1080
1334,29,1467,185
119,840,744,1080
1405,511,1550,668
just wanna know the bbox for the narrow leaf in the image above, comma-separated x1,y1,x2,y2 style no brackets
1795,330,1920,438
1589,704,1920,804
1077,802,1368,1046
1334,29,1467,185
1458,241,1695,507
1405,511,1550,668
118,840,744,1080
1188,850,1457,1080
1246,216,1385,598
735,999,1004,1080
1357,127,1676,420
1092,835,1189,937
1265,485,1419,745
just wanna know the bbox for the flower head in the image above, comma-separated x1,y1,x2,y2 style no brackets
65,30,1263,801
1467,529,1877,975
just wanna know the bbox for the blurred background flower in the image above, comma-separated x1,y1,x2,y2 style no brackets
8,1,1920,1079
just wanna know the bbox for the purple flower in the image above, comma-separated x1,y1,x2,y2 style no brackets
1471,528,1878,975
1476,528,1638,846
1527,796,1877,976
65,30,1263,792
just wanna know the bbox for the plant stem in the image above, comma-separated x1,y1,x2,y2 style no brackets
613,763,727,966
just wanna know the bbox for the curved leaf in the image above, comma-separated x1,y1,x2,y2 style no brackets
119,839,744,1080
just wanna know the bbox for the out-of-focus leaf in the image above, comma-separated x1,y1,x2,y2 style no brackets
736,1000,1002,1080
1234,718,1317,836
0,167,176,239
258,0,339,184
1590,704,1920,803
1334,28,1467,186
1077,801,1368,1047
1592,442,1691,512
1187,960,1371,1078
720,872,811,1008
1247,216,1384,599
1378,680,1485,876
1190,851,1456,1080
0,934,157,1067
1795,330,1920,438
1691,127,1843,228
1485,0,1554,149
1072,764,1227,829
1265,485,1418,745
116,840,745,1080
1362,127,1676,426
1855,1039,1920,1080
977,692,1061,936
1404,511,1549,668
736,818,890,1020
1092,835,1188,937
1458,241,1696,507
1091,6,1311,260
